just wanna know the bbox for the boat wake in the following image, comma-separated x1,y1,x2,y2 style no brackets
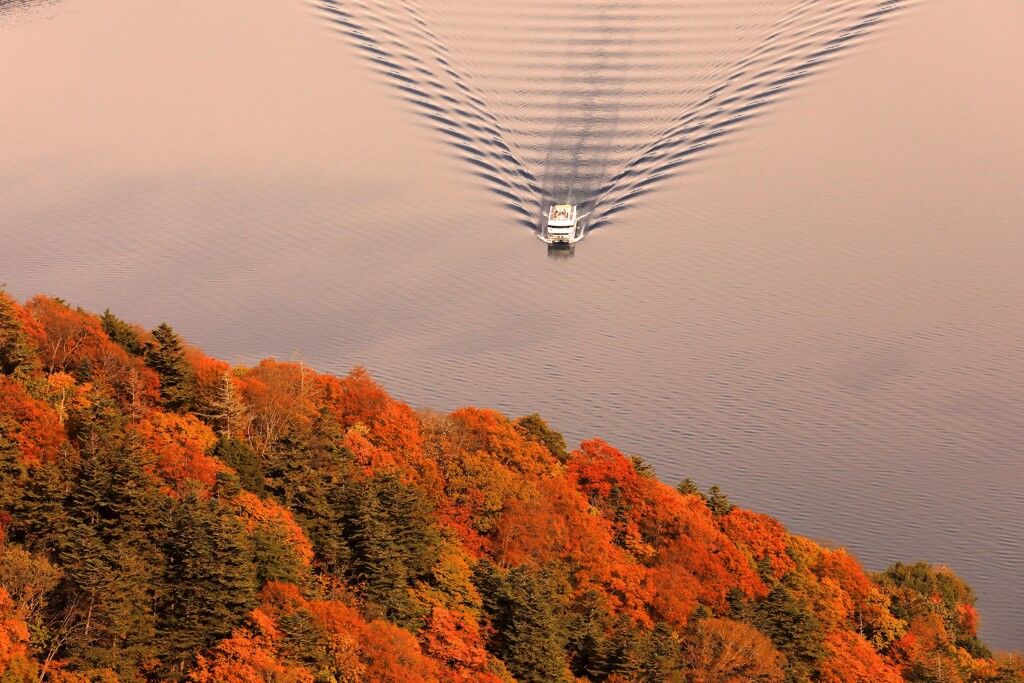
318,0,909,239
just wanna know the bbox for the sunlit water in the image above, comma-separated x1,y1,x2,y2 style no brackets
1,0,1022,649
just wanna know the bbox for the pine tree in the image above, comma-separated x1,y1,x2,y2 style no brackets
213,437,265,496
634,623,684,683
676,478,701,497
158,486,258,673
749,584,826,683
477,562,571,683
706,485,734,516
343,473,439,629
516,413,568,462
56,434,165,673
567,590,645,680
0,429,26,516
145,322,196,411
630,454,657,478
12,458,70,553
100,308,145,356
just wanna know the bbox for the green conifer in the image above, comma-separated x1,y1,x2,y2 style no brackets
158,486,258,672
213,437,265,496
100,308,145,356
706,484,734,516
516,413,568,463
145,322,196,411
676,478,701,497
749,584,826,682
477,562,571,683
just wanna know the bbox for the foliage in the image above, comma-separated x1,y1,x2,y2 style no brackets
146,322,197,412
0,290,1013,682
515,413,567,463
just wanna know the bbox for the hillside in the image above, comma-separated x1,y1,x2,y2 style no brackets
0,289,1021,682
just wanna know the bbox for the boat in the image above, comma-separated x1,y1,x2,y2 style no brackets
540,204,585,244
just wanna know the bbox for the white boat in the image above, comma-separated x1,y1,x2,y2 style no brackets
540,204,585,244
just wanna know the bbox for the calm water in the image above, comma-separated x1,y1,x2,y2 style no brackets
2,0,1022,649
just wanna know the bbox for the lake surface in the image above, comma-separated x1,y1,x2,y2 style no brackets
2,0,1022,649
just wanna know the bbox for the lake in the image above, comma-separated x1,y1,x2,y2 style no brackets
1,0,1021,649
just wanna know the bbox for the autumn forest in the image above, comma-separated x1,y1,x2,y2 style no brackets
0,288,1021,683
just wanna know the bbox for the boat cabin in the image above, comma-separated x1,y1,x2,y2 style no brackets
542,204,582,243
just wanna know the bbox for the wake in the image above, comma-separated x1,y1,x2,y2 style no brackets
318,0,908,238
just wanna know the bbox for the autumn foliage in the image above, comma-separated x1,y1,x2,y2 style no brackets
0,290,1021,683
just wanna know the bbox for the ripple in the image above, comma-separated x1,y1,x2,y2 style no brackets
319,0,909,237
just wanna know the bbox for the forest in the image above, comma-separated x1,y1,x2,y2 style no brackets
0,288,1021,683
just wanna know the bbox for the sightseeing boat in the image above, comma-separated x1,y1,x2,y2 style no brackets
540,204,584,244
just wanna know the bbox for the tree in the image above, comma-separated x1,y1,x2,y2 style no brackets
746,584,826,683
994,654,1024,683
566,590,647,681
343,474,440,629
158,485,258,673
24,296,105,375
0,432,26,517
145,322,196,411
876,561,989,658
0,290,39,380
100,309,145,356
706,485,734,517
679,617,784,683
817,630,903,683
213,437,265,496
476,561,571,683
209,370,247,441
677,478,701,497
630,455,657,479
515,414,567,463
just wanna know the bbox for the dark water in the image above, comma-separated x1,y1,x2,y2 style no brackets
1,0,1022,649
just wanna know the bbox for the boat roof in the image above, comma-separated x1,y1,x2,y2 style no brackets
547,204,578,227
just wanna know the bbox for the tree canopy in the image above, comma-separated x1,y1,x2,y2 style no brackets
0,289,1018,683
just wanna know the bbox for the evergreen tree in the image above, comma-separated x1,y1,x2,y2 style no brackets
676,478,701,497
0,429,26,516
706,484,734,516
100,308,145,356
158,485,258,674
632,623,684,683
568,590,646,681
264,430,353,574
476,561,571,683
343,473,439,629
630,454,657,478
60,526,160,675
56,433,166,673
12,458,70,553
145,322,196,411
748,584,826,683
213,437,265,496
276,607,334,674
516,413,568,463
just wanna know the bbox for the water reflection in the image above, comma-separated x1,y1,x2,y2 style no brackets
546,243,576,260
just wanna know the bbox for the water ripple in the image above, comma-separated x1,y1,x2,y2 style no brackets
318,0,910,238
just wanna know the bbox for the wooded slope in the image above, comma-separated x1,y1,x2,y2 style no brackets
0,290,1020,682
